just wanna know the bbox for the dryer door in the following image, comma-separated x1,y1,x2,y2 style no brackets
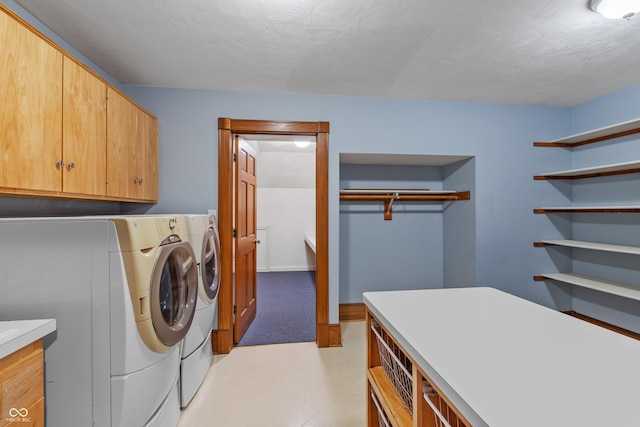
200,225,221,302
150,238,198,346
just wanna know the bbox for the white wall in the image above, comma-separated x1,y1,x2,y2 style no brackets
256,149,316,272
257,188,315,271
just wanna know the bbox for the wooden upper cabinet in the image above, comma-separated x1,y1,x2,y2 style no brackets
106,88,158,202
0,8,63,192
136,109,159,201
63,57,107,196
0,6,158,203
106,88,137,199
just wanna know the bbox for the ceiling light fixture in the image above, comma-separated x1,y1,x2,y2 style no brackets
589,0,640,19
294,140,311,148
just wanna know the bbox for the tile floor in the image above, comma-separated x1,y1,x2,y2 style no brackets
177,321,367,427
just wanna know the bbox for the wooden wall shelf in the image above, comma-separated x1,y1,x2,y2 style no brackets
534,239,640,255
534,116,640,334
534,273,640,302
534,160,640,180
533,117,640,147
534,206,640,214
340,189,470,220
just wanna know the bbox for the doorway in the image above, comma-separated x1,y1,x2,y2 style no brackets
215,118,336,352
235,134,317,346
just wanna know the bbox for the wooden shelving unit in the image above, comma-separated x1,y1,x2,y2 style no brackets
534,117,640,311
366,312,470,427
340,189,470,220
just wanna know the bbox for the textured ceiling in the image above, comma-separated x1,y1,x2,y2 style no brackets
14,0,640,106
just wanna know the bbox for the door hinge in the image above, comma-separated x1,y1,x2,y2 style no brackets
233,153,237,162
233,229,237,238
233,305,237,315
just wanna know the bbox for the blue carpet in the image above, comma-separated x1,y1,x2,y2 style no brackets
237,271,316,346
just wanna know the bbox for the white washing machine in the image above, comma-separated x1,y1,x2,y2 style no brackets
180,213,221,407
0,216,198,427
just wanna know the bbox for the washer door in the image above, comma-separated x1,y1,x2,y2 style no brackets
200,226,221,302
150,238,198,346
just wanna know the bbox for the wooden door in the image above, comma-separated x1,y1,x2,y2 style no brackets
234,138,258,343
0,9,62,191
62,57,107,196
135,109,158,202
106,88,137,198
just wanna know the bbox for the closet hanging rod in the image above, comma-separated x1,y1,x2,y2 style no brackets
339,191,469,202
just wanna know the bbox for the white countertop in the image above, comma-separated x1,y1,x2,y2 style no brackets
0,319,56,359
363,287,640,427
304,233,316,254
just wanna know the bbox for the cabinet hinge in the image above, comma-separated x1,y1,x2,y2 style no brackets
233,305,237,315
233,229,237,238
233,153,237,162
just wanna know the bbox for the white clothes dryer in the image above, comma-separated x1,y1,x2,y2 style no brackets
179,213,221,407
0,216,198,427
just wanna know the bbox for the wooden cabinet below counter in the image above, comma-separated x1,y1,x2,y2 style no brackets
0,340,45,427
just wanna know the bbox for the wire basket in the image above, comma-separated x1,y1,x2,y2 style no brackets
370,391,391,427
422,380,468,427
371,320,413,412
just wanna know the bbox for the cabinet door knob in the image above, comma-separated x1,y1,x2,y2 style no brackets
55,160,64,168
133,178,139,184
138,178,143,184
67,162,75,170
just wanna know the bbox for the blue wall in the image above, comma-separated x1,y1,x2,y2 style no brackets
123,86,571,322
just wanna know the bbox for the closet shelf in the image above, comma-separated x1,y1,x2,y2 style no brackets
534,160,640,180
534,273,640,302
534,239,640,256
534,206,640,214
533,117,640,147
339,189,470,220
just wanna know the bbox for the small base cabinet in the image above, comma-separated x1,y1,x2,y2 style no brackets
366,311,470,427
0,340,45,427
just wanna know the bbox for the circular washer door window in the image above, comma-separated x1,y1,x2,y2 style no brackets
151,239,198,346
201,226,221,302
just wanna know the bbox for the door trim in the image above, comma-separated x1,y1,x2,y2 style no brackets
215,118,335,351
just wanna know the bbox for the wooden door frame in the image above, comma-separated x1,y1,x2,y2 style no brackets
214,118,338,352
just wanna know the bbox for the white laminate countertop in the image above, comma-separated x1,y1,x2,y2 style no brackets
0,319,56,359
304,233,316,254
363,287,640,427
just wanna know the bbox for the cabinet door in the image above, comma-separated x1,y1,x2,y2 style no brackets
0,9,62,192
63,57,107,196
106,88,137,199
135,109,158,202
